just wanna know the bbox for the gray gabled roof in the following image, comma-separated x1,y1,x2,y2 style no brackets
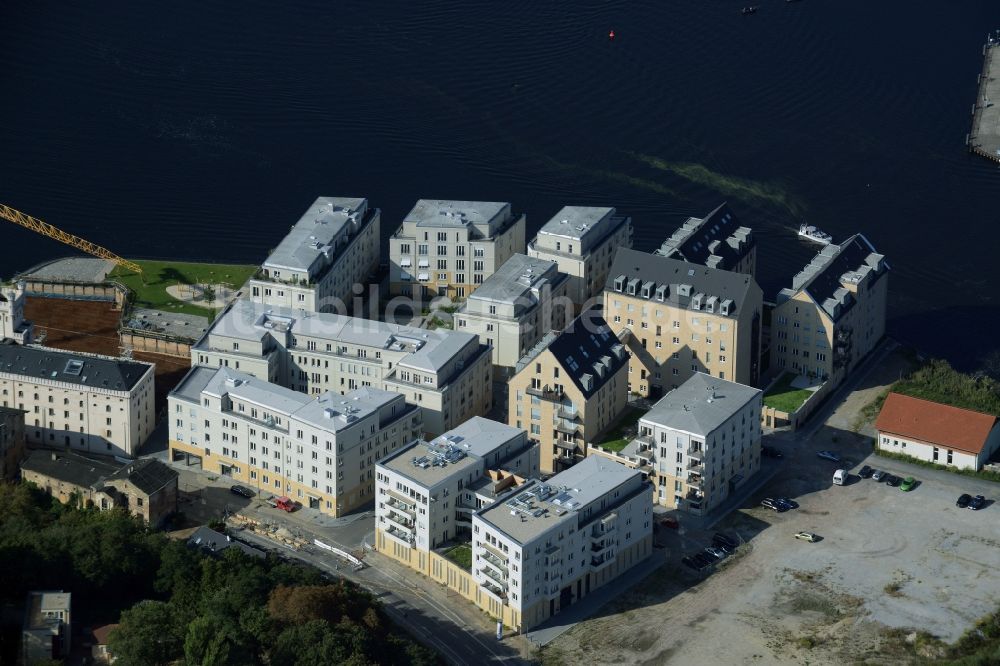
642,373,761,436
0,345,152,392
21,449,119,489
106,458,178,495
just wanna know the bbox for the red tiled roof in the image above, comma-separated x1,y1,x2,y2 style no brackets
92,623,119,645
874,393,997,454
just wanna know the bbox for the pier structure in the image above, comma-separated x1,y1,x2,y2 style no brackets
969,32,1000,164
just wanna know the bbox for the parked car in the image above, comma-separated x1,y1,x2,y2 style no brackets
794,532,820,542
858,465,874,478
705,547,727,560
275,496,298,512
956,493,973,508
816,450,840,462
692,553,715,568
661,516,679,530
682,556,701,571
762,446,784,459
776,497,799,510
230,485,255,498
713,533,738,549
833,469,848,486
899,477,917,491
885,475,901,487
968,495,987,511
871,469,886,481
761,498,785,512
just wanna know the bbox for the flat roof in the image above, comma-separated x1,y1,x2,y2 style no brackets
263,197,368,272
477,456,639,544
380,417,523,489
126,308,209,340
536,206,615,240
467,254,560,305
26,591,70,631
404,199,510,228
0,344,151,392
642,372,761,436
201,300,478,374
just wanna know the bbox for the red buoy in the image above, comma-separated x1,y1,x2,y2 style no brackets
609,29,616,40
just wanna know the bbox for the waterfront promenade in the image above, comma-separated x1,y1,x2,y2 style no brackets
970,37,1000,163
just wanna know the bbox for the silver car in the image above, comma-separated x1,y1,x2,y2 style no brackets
871,470,886,482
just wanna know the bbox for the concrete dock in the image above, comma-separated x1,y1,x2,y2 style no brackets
969,35,1000,164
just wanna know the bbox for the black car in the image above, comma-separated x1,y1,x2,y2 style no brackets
762,446,784,459
230,485,255,498
885,475,901,487
761,498,786,512
713,533,738,550
956,493,972,508
693,552,715,568
682,556,701,571
968,495,987,511
775,497,799,510
858,465,874,479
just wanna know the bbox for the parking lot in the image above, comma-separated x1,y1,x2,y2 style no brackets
544,356,1000,665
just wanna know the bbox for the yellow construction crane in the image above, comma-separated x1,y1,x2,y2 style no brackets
0,203,142,275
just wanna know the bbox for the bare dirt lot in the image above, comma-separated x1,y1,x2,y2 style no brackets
541,349,1000,665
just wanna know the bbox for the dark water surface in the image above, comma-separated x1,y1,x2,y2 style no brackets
1,1,999,370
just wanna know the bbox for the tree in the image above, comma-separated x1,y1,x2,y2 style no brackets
108,600,184,666
184,613,259,666
269,620,373,666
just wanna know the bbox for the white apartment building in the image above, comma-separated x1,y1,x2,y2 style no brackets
634,372,762,514
376,417,538,554
472,455,653,631
247,197,380,313
527,206,632,309
169,366,422,515
191,300,492,436
456,254,569,375
388,200,526,300
0,345,155,458
0,282,33,343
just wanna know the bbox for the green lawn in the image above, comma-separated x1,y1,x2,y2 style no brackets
595,405,650,452
443,543,472,570
763,372,814,413
109,259,257,317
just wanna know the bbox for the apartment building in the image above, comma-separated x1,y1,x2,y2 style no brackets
771,234,888,383
0,406,25,480
527,206,633,309
0,345,155,458
191,300,491,436
456,254,570,375
507,309,630,474
473,455,653,631
247,197,380,313
388,200,526,299
654,202,756,277
593,373,761,514
22,591,71,664
0,281,33,343
376,417,538,559
603,248,763,398
169,366,422,516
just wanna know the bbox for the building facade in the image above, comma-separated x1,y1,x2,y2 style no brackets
375,417,538,555
169,366,422,516
0,346,155,458
388,200,526,300
456,254,570,375
191,300,492,437
247,197,381,313
0,406,25,480
527,206,633,309
875,392,1000,471
771,234,888,384
22,591,71,665
654,202,756,277
21,450,179,526
593,373,762,514
603,249,763,398
0,281,33,343
472,455,653,631
507,309,630,474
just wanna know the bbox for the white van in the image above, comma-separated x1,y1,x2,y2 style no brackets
833,469,848,486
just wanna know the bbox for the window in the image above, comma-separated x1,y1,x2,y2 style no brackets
437,245,448,255
418,244,428,255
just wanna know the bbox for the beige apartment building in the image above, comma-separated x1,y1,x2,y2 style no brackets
771,234,888,383
170,366,422,516
507,309,630,474
247,197,381,313
191,300,492,437
456,254,569,376
388,200,526,300
654,202,757,278
527,206,632,309
0,281,33,343
0,346,155,458
603,249,763,399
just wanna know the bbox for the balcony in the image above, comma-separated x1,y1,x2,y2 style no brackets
554,421,582,437
481,550,508,574
386,510,415,531
591,553,615,568
557,406,581,421
385,525,415,545
590,538,614,554
527,385,564,401
686,458,703,470
481,580,506,599
686,446,704,459
386,496,416,515
686,474,703,490
480,565,508,589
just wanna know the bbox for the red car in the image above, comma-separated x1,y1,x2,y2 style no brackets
661,516,679,529
275,496,298,512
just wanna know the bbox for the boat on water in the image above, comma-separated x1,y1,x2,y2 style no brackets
798,224,833,245
742,6,758,15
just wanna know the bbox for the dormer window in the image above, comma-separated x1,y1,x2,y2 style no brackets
641,281,655,298
613,275,626,292
626,278,640,295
